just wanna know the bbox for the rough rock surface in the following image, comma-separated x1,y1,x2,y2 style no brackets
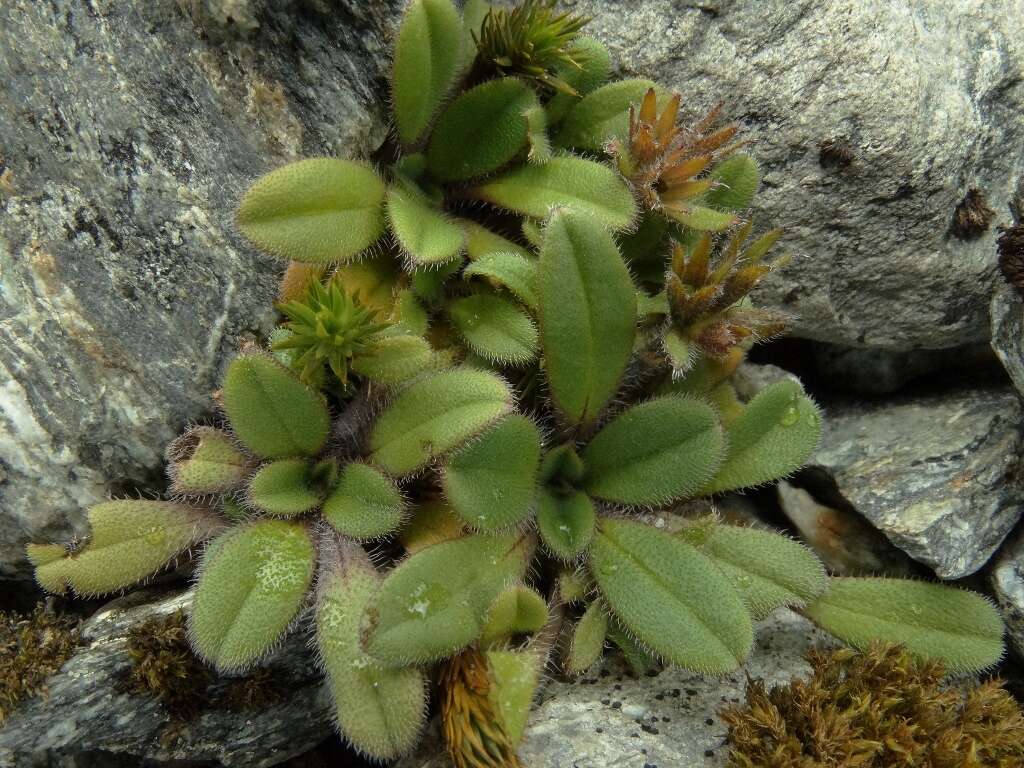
807,386,1024,579
572,0,1023,351
0,0,400,581
991,527,1024,660
397,611,827,768
992,282,1024,399
0,590,332,768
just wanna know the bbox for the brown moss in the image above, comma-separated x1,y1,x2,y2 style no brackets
721,642,1024,768
218,666,286,711
997,224,1024,296
951,187,996,239
818,138,854,169
0,604,80,722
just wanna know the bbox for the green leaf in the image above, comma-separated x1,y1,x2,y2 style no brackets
392,0,463,146
473,157,637,231
427,78,538,181
480,585,549,646
803,577,1005,674
442,415,541,532
322,463,406,540
665,204,737,232
410,257,462,303
462,219,532,261
449,291,539,365
704,154,760,211
663,328,693,375
399,500,466,554
362,533,533,665
521,218,544,248
539,443,586,485
566,600,608,675
556,79,658,151
353,334,434,386
606,620,659,676
463,251,539,310
248,458,322,517
236,158,385,264
546,36,612,124
704,379,822,493
590,518,753,674
222,352,330,459
27,501,219,597
168,427,251,495
190,519,315,671
582,396,725,505
460,0,490,70
485,648,543,745
369,368,513,476
699,525,826,620
525,103,552,164
536,489,595,560
316,539,427,760
393,289,430,336
538,212,636,424
387,185,465,267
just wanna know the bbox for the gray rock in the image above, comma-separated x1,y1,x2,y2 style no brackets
397,610,829,768
991,526,1024,659
808,386,1024,578
992,282,1024,398
0,590,332,768
0,0,401,581
570,0,1023,351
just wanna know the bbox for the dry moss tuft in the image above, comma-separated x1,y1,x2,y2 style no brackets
219,666,286,711
951,187,996,239
0,604,80,722
997,224,1024,296
721,642,1024,768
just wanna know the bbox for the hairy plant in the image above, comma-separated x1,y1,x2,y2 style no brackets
27,0,1006,764
721,643,1024,767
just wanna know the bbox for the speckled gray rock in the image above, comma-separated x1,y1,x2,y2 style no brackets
0,590,332,768
991,527,1024,659
396,610,829,768
0,0,401,582
808,386,1024,578
569,0,1023,351
992,282,1024,398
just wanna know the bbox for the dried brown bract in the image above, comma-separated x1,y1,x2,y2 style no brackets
721,642,1024,768
952,187,996,239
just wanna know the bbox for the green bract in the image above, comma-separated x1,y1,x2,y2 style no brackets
27,2,1006,763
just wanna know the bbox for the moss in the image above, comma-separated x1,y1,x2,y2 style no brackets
218,667,286,711
721,642,1024,767
997,224,1024,296
0,604,80,722
951,187,996,239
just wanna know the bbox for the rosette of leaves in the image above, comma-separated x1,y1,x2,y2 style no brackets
28,2,1007,766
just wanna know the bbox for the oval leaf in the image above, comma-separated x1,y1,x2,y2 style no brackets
442,415,541,532
222,352,330,459
463,251,539,310
392,0,463,146
473,157,637,231
704,154,760,211
539,211,636,424
590,518,753,674
168,427,251,496
545,35,612,124
248,459,321,517
803,577,1005,674
353,334,434,386
479,585,549,646
323,463,406,540
190,519,315,671
362,533,533,665
387,186,465,267
316,538,427,760
704,379,822,494
462,220,533,261
369,368,513,476
427,78,538,181
557,79,658,150
536,488,595,560
582,396,725,505
236,158,385,264
449,292,539,365
566,600,608,675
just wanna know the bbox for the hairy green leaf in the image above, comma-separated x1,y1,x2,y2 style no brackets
804,577,1005,674
323,463,406,540
539,443,586,485
443,415,541,532
463,251,539,310
387,185,465,267
473,157,637,231
546,36,612,124
236,158,385,263
392,0,463,145
462,220,532,261
704,154,760,211
557,79,658,150
427,78,538,181
28,501,218,597
316,538,427,760
704,379,822,494
449,292,539,364
168,427,250,496
699,524,826,620
369,368,513,476
222,352,330,459
480,585,549,646
248,458,321,517
525,104,552,163
460,0,490,70
536,488,595,560
538,212,636,424
606,619,659,676
582,396,725,505
590,518,752,674
362,533,533,665
485,648,543,745
566,600,608,675
665,204,737,232
190,519,314,671
353,334,434,385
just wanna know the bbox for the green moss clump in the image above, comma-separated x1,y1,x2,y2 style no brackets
721,643,1024,768
0,605,80,722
